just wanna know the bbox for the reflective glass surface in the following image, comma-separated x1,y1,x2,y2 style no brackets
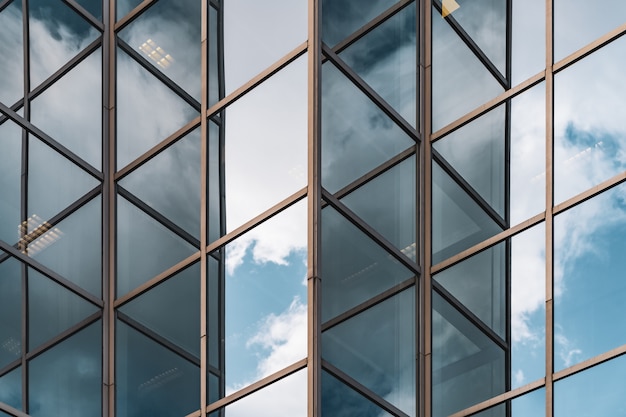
471,388,545,417
554,184,626,370
120,128,201,239
118,0,201,100
28,321,101,417
0,0,24,106
0,366,21,411
554,37,626,204
30,49,102,170
511,0,544,85
0,257,21,369
321,206,415,323
322,61,414,193
208,120,221,243
117,0,143,21
322,370,393,417
322,0,398,47
116,195,198,296
208,6,219,107
322,288,415,416
75,0,101,21
28,0,100,88
0,120,22,245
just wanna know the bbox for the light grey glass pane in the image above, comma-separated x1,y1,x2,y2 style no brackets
28,196,102,297
208,6,219,107
322,370,393,417
510,82,545,225
0,1,23,106
0,257,21,369
555,355,626,417
28,136,99,232
471,388,545,417
119,262,200,357
340,156,416,261
28,0,99,88
217,200,307,395
28,268,98,350
554,184,626,370
31,49,102,170
322,0,398,47
0,120,22,245
554,0,626,61
432,292,505,417
322,62,414,194
116,195,197,296
339,2,417,126
208,120,221,244
321,206,415,322
221,0,306,96
75,0,102,20
116,47,199,169
116,0,143,21
0,366,21,411
511,0,544,85
120,128,200,239
219,57,306,233
434,104,505,218
434,242,506,338
432,5,503,131
554,37,626,204
432,162,503,264
118,0,201,100
29,321,101,417
322,288,415,416
116,320,199,417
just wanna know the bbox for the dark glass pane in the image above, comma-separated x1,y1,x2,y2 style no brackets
207,120,221,244
118,0,201,100
116,47,199,169
554,184,626,370
321,206,415,322
207,256,220,369
340,156,416,260
322,370,393,417
119,262,200,357
432,161,503,264
208,372,220,405
339,2,416,126
0,366,21,411
432,5,503,131
434,104,506,218
432,292,505,417
322,62,414,193
116,195,198,296
28,196,102,297
322,288,415,416
116,0,143,21
0,120,22,245
28,136,99,232
120,128,201,239
75,0,102,20
322,0,398,47
28,321,101,417
116,320,199,417
28,268,99,350
434,242,506,338
28,0,100,88
511,0,544,85
30,49,102,170
0,258,21,370
208,6,219,107
0,0,24,106
554,37,626,204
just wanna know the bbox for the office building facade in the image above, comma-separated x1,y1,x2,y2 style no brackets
1,0,626,416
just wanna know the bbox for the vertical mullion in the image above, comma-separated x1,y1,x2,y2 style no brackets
200,0,208,415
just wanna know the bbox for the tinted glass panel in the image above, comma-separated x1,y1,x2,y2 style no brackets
0,366,21,411
0,258,21,368
472,388,545,417
75,0,101,20
322,370,393,417
511,0,544,85
0,1,24,106
322,0,398,47
117,0,143,21
0,120,21,245
208,120,221,243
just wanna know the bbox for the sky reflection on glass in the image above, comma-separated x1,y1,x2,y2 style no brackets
0,1,24,106
0,119,22,245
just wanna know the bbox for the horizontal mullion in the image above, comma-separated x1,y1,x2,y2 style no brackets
0,359,20,380
114,0,157,33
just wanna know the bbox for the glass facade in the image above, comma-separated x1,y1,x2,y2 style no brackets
1,1,626,417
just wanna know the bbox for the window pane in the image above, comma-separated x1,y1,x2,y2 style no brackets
322,370,393,417
511,0,544,85
0,257,21,369
0,1,24,106
0,120,21,245
322,0,398,47
0,366,21,411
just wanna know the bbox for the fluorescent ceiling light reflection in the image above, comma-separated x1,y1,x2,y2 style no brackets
139,38,175,69
18,214,64,256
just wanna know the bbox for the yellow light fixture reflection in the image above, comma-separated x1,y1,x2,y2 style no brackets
442,0,460,17
17,214,64,256
139,38,175,69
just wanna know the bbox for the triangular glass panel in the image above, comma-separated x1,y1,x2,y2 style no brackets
120,128,200,239
340,156,416,261
27,136,99,233
322,62,414,193
116,47,199,169
432,5,503,131
339,2,417,126
322,371,393,417
432,161,503,264
75,0,102,21
116,0,144,21
433,104,506,217
28,0,100,88
28,268,99,350
0,257,22,369
118,0,201,100
31,49,102,170
0,0,24,106
321,206,415,323
119,262,200,357
0,119,22,245
322,0,398,47
0,366,22,411
116,195,198,296
27,196,102,297
322,288,415,416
